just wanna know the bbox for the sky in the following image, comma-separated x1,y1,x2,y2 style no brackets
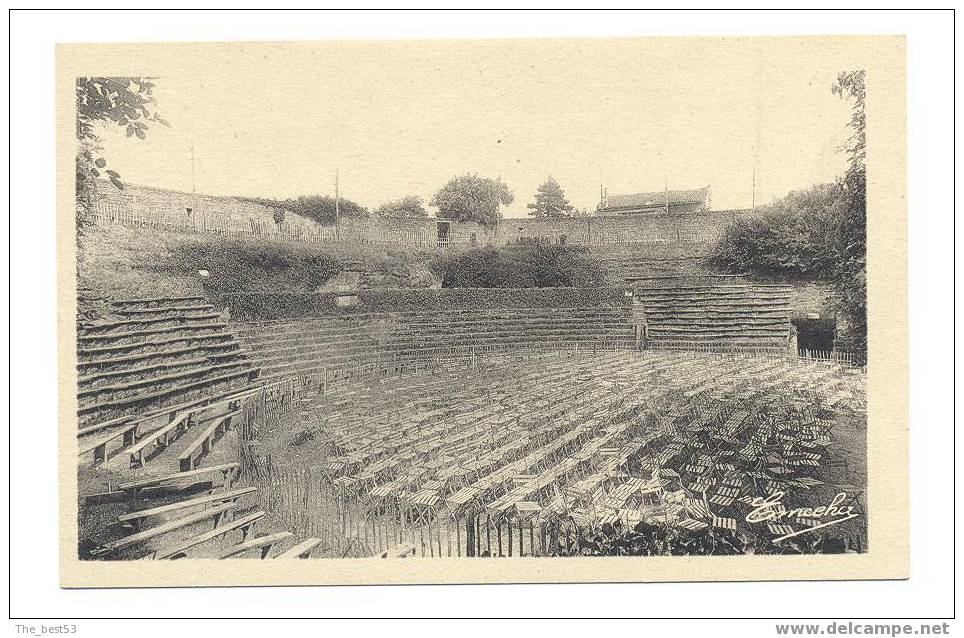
96,38,860,218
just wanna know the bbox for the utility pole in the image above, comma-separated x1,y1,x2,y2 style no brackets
664,169,669,216
751,164,756,214
190,144,196,194
334,167,340,239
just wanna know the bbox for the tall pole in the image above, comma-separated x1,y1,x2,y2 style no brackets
751,164,756,214
190,144,196,195
334,167,340,239
664,167,669,216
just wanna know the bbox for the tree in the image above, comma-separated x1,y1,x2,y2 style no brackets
375,195,429,220
76,77,170,188
430,174,513,227
526,175,574,218
75,77,169,207
831,70,867,362
709,184,840,280
710,69,867,363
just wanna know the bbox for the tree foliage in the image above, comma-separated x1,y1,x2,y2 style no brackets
710,69,867,362
431,174,513,227
526,175,575,218
431,243,606,288
75,77,169,225
708,184,841,280
830,70,867,360
76,77,169,190
375,195,429,220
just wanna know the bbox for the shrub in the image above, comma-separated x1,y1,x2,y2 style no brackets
151,237,341,293
241,194,369,225
708,184,840,281
431,242,608,288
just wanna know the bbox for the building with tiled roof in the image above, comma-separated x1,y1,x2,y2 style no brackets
597,186,711,216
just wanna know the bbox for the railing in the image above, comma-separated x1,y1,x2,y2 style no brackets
798,349,862,368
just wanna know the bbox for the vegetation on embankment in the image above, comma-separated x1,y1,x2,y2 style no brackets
709,184,841,282
430,242,609,288
76,225,440,313
77,226,615,315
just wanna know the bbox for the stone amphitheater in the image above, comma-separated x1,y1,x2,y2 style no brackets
75,208,866,560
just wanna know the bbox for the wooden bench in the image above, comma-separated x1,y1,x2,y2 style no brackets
91,501,238,557
118,462,240,496
111,294,208,308
125,410,193,468
77,413,136,437
154,510,266,560
78,420,141,464
276,537,323,559
375,542,417,558
116,486,257,530
219,531,293,559
177,409,241,471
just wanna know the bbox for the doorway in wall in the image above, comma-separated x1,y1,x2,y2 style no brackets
437,221,451,248
792,317,836,354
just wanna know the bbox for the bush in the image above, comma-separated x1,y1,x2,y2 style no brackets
151,237,341,293
241,194,369,225
708,184,840,280
551,520,855,556
431,242,608,288
710,180,867,363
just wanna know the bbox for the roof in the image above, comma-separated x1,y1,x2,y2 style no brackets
602,186,710,211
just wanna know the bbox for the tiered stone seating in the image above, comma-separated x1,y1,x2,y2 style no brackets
77,296,261,426
234,305,635,383
635,284,792,351
78,388,324,561
75,298,325,561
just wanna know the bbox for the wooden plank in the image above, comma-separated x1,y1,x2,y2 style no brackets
220,532,293,559
92,501,237,556
124,410,193,468
177,409,242,471
112,295,207,306
155,510,265,560
276,537,323,559
118,462,240,492
374,542,417,558
117,487,257,527
77,414,135,437
78,421,140,462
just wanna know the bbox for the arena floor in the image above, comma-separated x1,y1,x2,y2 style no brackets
245,350,867,557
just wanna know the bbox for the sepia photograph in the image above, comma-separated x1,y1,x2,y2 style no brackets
55,32,908,588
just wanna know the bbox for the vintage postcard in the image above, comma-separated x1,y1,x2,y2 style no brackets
58,35,907,587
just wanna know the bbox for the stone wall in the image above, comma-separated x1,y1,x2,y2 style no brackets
93,182,337,242
91,183,748,249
